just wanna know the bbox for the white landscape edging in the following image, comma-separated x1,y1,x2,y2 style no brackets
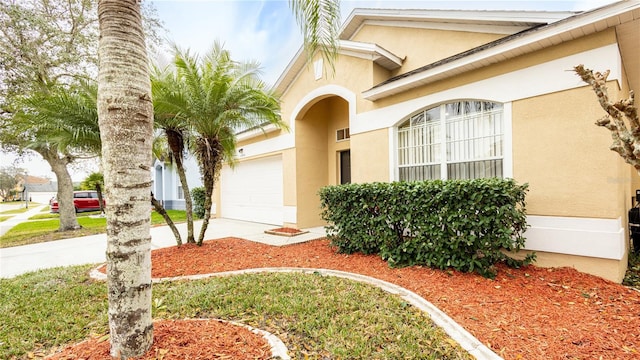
91,265,501,359
146,267,502,360
90,267,290,359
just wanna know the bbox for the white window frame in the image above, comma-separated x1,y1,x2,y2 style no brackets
397,100,508,181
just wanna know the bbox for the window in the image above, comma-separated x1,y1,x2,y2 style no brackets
398,100,503,181
177,185,184,200
336,128,350,141
74,192,89,198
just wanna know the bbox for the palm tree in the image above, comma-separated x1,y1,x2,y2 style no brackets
164,44,286,245
96,0,154,357
14,82,100,231
150,133,185,245
151,64,195,244
80,172,105,214
90,1,340,357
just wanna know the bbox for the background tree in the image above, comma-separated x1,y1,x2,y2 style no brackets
575,65,639,171
80,172,105,214
0,166,24,201
97,0,154,357
0,0,162,232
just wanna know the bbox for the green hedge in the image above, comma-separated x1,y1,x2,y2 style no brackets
319,178,534,278
191,187,206,219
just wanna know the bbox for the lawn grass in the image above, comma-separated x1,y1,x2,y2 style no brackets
0,207,29,215
151,209,187,224
0,217,107,248
0,216,9,222
29,210,102,220
0,265,472,359
0,210,187,248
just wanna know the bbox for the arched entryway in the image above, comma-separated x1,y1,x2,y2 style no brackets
294,95,350,228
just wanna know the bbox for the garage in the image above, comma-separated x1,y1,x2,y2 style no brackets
220,155,284,225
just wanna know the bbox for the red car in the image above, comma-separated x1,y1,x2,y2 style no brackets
50,191,104,213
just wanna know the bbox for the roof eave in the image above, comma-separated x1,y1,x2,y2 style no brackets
362,0,640,102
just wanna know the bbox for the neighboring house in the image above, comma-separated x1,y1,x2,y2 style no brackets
152,155,203,210
18,175,57,204
212,1,640,282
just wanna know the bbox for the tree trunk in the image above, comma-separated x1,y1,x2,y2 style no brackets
166,129,195,243
174,158,195,243
96,182,105,214
39,147,80,231
151,192,182,246
197,168,214,246
97,0,154,358
196,138,223,246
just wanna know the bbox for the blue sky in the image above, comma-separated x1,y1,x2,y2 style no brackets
2,0,619,181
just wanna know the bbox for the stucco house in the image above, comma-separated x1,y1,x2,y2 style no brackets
212,1,640,282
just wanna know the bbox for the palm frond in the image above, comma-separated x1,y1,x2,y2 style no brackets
289,0,340,73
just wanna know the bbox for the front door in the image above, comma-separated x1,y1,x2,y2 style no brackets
340,150,351,184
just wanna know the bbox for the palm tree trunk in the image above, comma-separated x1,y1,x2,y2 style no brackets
166,130,195,243
97,0,154,358
197,170,215,246
96,183,105,214
151,192,182,246
196,138,222,246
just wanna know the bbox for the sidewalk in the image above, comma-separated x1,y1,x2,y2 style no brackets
0,204,48,237
0,218,326,278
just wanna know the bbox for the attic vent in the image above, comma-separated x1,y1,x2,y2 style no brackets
336,128,350,142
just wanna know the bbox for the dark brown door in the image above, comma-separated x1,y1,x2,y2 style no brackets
340,150,351,184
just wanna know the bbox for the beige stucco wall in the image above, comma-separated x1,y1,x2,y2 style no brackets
511,85,627,219
369,29,617,110
509,250,627,283
280,55,372,128
350,25,504,77
351,129,390,184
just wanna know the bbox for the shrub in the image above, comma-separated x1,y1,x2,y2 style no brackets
191,187,206,219
319,178,534,278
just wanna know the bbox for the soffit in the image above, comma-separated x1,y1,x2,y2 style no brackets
341,9,575,39
362,1,640,101
338,40,404,70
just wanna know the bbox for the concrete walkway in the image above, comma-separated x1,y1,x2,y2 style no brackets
0,218,326,278
0,203,48,237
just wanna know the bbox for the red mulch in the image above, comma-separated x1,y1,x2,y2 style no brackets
58,237,640,359
266,227,303,234
48,319,271,360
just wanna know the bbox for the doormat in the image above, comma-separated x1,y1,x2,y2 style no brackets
264,227,309,237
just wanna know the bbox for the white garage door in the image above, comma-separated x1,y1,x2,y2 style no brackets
221,155,284,225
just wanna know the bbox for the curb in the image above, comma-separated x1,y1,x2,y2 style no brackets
91,266,502,360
